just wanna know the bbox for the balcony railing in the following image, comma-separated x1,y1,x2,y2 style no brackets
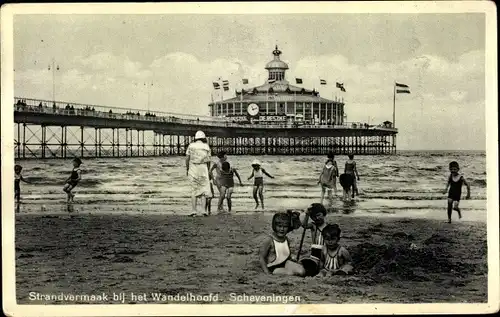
13,97,397,132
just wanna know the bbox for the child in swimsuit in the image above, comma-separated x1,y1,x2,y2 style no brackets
302,203,328,246
339,173,355,201
217,161,243,213
63,158,82,203
259,212,305,276
442,161,471,223
209,151,229,194
318,224,353,276
318,152,339,206
205,182,215,215
15,164,31,211
344,154,360,197
248,160,274,210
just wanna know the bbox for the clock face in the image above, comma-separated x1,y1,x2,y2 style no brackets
247,103,259,116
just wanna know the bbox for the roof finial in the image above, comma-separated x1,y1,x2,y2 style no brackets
272,45,282,57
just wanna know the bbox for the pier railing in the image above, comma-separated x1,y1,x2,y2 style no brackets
14,97,397,132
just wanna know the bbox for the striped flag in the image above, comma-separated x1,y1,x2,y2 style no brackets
336,82,346,92
213,82,220,90
395,82,410,93
320,79,327,85
223,86,229,91
242,78,249,84
295,78,303,84
222,80,229,87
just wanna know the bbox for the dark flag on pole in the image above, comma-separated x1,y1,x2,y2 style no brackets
320,79,327,85
295,78,303,84
213,82,220,90
336,82,346,92
242,78,249,84
395,82,411,93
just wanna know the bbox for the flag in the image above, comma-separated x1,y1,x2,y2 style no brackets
268,78,276,84
242,78,249,84
320,79,327,85
295,78,303,84
395,82,410,93
222,80,229,86
223,86,229,91
336,82,346,92
213,82,220,90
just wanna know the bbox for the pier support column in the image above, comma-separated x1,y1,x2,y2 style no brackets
80,126,84,158
16,123,20,159
41,125,46,159
95,128,98,157
117,128,120,157
112,128,115,157
22,123,26,159
98,128,102,157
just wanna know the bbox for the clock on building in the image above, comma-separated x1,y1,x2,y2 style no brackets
247,103,260,116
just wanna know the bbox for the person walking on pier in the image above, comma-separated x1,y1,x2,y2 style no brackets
344,155,360,197
63,158,82,203
248,160,274,210
318,152,339,206
185,130,212,217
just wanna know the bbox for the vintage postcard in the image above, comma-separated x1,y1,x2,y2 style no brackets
1,1,498,316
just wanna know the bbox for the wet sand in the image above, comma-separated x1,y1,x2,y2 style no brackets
15,213,487,304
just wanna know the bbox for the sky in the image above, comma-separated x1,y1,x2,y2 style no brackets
12,12,487,151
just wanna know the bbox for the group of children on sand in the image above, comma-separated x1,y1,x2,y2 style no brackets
259,203,354,277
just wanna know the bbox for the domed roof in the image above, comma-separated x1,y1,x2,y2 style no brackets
265,45,289,70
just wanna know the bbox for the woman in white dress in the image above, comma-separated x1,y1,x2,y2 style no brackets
185,130,212,216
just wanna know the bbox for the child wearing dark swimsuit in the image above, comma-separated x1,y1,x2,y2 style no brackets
344,154,360,197
217,161,243,213
14,164,31,212
259,212,305,276
63,158,82,203
442,161,470,223
248,160,274,210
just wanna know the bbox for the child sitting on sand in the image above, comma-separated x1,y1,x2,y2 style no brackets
63,158,82,203
259,212,305,276
442,161,471,223
318,224,353,276
318,152,338,206
217,161,243,213
302,203,328,245
344,155,360,196
248,160,274,210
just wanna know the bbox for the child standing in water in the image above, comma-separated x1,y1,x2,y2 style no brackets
442,161,471,223
318,224,353,276
248,160,274,210
205,182,215,215
217,161,243,213
318,152,338,206
15,164,31,211
63,158,82,203
259,212,305,276
344,154,360,197
339,173,355,201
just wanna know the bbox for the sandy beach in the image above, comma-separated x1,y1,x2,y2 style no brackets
15,212,487,304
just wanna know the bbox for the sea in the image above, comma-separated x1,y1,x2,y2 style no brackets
13,151,488,222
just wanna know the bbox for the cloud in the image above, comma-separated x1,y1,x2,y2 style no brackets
14,48,485,150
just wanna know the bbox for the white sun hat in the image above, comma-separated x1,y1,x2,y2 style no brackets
194,130,206,140
251,159,261,166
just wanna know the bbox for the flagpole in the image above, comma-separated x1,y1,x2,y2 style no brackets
393,82,396,127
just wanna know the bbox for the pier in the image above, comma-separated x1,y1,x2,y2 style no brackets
14,97,397,159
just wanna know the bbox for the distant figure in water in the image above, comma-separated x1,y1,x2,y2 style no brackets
63,158,82,203
318,152,338,206
339,173,355,201
318,224,353,276
344,154,360,196
185,130,212,217
217,161,243,213
248,160,274,210
15,164,31,212
259,212,305,276
442,161,471,223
